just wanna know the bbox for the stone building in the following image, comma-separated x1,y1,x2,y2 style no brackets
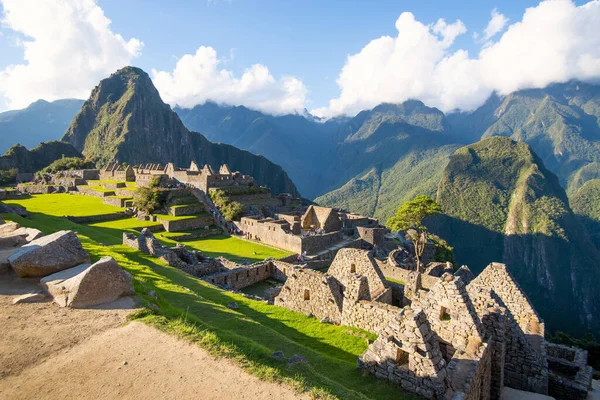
134,163,167,187
100,163,135,181
164,162,256,192
272,249,594,400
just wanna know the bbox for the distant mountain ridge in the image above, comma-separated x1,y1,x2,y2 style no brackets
61,67,300,197
429,137,600,334
0,99,84,153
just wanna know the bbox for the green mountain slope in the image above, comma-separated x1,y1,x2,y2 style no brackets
0,141,83,173
429,137,600,334
315,102,458,220
175,103,339,199
0,99,84,153
61,67,300,197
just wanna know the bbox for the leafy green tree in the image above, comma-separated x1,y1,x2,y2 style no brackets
387,195,443,271
222,201,243,222
0,168,18,186
133,187,166,214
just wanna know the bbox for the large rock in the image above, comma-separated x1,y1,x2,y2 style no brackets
0,227,44,248
8,230,90,277
0,221,20,235
40,256,134,308
0,248,20,273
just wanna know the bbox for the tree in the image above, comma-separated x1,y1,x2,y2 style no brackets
133,187,166,214
387,195,443,271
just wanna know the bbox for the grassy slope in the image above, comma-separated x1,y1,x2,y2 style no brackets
4,194,124,216
1,195,414,399
156,233,292,263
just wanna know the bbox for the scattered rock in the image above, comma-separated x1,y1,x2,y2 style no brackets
12,292,47,304
305,312,313,318
8,230,90,278
11,227,44,242
288,354,309,366
140,228,153,237
0,234,26,249
0,248,20,273
40,256,134,308
147,290,158,299
123,361,128,366
227,301,239,310
0,222,21,235
320,316,330,324
271,351,285,361
0,204,27,216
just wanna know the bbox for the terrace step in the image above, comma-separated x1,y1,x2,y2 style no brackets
168,203,205,216
155,213,214,232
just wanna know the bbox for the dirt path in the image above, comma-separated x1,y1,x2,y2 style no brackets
0,271,306,400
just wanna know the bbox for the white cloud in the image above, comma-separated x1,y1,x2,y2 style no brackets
0,0,142,110
151,46,308,115
481,8,508,41
314,0,600,118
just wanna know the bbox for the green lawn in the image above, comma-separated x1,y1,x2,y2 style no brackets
0,195,415,399
86,179,126,184
240,280,279,297
155,213,203,221
3,193,124,216
156,233,293,263
386,277,406,285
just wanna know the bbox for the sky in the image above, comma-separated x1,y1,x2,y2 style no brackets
0,0,598,118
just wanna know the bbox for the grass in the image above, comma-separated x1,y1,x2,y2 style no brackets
86,179,126,184
156,233,293,263
386,278,406,285
3,193,124,216
170,203,201,209
240,280,278,297
86,185,115,193
154,213,206,221
0,194,416,399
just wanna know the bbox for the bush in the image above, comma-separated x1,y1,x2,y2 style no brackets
222,201,243,222
133,187,167,214
36,156,95,178
0,168,18,186
429,233,454,264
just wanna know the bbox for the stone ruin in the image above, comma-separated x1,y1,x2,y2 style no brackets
271,249,594,400
122,229,223,277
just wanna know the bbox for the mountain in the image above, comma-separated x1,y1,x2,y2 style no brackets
0,99,84,153
428,137,600,334
315,101,460,220
61,67,300,197
175,103,340,199
0,141,83,173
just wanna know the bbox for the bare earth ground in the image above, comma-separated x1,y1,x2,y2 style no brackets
0,271,306,400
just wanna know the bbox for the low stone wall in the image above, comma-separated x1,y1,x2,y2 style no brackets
100,182,126,190
547,343,593,400
204,261,273,290
102,196,132,207
159,215,214,232
0,190,25,200
17,184,71,194
169,204,204,216
67,213,127,223
115,188,137,197
166,227,222,241
378,261,441,288
301,231,344,254
76,186,114,197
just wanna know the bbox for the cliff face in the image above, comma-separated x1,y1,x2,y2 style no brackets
431,137,600,334
62,66,300,196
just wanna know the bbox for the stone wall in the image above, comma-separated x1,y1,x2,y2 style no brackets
239,217,302,253
446,342,492,400
169,204,204,216
328,248,387,299
341,276,398,333
358,307,448,399
378,261,441,289
356,226,389,247
301,231,344,254
67,212,127,223
102,196,131,207
274,267,344,323
547,343,593,400
204,261,274,290
159,215,214,232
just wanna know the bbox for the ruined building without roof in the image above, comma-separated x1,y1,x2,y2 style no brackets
273,249,594,400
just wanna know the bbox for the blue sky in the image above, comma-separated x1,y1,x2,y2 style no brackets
0,0,598,116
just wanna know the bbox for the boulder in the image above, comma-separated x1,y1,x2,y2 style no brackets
288,354,309,366
11,227,44,242
40,256,134,308
0,221,20,235
0,234,27,248
0,203,27,216
271,351,285,361
0,248,20,273
12,292,47,304
8,230,90,278
140,228,154,237
227,301,239,310
0,227,44,249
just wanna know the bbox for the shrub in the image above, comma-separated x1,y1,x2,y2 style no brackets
36,156,95,178
133,187,167,214
0,168,18,186
222,201,243,222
